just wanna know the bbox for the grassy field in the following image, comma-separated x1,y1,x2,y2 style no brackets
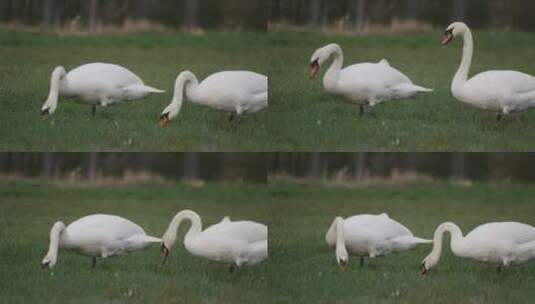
270,182,535,303
0,29,269,151
269,31,535,151
0,182,269,303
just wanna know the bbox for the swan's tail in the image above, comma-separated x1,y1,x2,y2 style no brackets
142,85,165,94
410,84,434,93
144,235,163,243
413,237,432,244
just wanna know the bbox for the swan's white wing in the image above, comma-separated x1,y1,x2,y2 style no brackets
202,220,267,243
467,222,535,245
66,63,144,91
467,71,535,96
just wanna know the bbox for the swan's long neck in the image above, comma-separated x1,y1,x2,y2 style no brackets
452,28,473,91
334,217,348,264
323,45,344,93
43,67,67,113
170,71,199,114
163,210,203,249
43,221,66,266
429,222,464,262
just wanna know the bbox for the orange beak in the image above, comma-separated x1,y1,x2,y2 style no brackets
441,32,453,46
159,113,170,127
310,61,320,79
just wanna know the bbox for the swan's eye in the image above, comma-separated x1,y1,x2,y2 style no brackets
445,29,453,35
310,59,319,67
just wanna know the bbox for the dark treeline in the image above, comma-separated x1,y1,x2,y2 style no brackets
0,153,267,183
270,153,535,182
0,0,267,31
270,0,535,31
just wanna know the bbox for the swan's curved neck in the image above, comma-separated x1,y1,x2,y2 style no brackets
429,222,464,262
323,45,344,93
170,71,200,114
334,217,347,262
453,28,473,90
44,67,67,112
165,210,203,246
45,221,66,263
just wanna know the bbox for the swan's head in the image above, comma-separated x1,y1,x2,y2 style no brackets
442,22,468,45
41,66,66,116
160,230,177,263
420,252,439,275
41,253,57,269
336,244,349,270
159,103,178,127
309,43,341,79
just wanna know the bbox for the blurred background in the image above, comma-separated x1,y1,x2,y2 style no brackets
0,0,267,32
270,153,535,184
269,0,535,32
0,153,267,183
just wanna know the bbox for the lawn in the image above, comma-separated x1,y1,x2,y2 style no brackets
268,31,535,151
269,182,535,303
0,182,269,303
0,29,270,151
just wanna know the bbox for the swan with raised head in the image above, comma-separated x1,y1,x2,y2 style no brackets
159,70,268,126
421,221,535,274
41,214,161,269
442,22,535,121
41,63,164,117
326,213,431,268
310,43,432,115
161,210,268,271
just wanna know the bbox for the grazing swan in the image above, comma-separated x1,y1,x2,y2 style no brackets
159,70,268,126
421,222,535,274
310,43,432,115
161,210,268,271
41,63,164,117
41,214,161,269
326,214,431,268
442,22,535,121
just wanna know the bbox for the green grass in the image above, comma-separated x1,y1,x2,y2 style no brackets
270,182,535,303
0,30,270,151
269,31,535,151
0,182,269,303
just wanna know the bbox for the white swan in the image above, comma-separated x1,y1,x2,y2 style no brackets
159,70,268,126
41,214,161,269
41,63,164,117
310,43,432,115
421,222,535,274
326,213,431,268
443,22,535,121
161,210,268,270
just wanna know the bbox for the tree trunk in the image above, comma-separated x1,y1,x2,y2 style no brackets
42,153,54,178
87,153,98,181
42,0,55,26
354,0,367,32
308,0,321,26
450,153,466,181
404,0,418,20
309,153,322,179
88,0,98,32
183,0,199,29
452,0,466,21
181,153,199,181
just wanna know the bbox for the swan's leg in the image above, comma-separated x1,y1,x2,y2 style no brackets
496,113,502,122
497,265,502,273
358,105,365,117
360,257,365,268
92,257,97,269
92,105,96,118
229,264,235,273
229,113,235,122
